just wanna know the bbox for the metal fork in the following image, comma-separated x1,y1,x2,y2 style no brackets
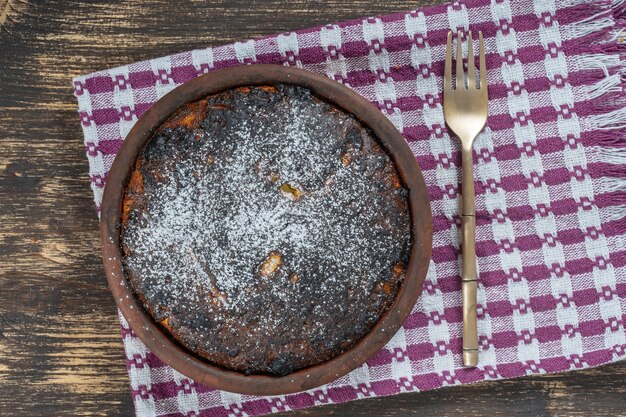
443,30,488,367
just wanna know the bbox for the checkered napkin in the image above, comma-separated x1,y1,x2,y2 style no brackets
73,0,626,415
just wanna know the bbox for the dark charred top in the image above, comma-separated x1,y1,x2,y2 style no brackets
120,84,411,376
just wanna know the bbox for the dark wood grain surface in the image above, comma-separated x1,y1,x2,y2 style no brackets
0,1,623,416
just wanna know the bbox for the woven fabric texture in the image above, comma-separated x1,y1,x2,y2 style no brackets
73,0,626,416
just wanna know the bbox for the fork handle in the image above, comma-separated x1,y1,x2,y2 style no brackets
461,146,479,367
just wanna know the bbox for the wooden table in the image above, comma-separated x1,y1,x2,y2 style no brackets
0,1,624,416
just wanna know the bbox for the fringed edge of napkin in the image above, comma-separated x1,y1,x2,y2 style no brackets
572,0,626,249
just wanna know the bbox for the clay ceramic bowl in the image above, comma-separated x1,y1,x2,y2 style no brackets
100,64,432,395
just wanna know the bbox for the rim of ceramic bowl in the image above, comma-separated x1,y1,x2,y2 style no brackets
100,64,432,396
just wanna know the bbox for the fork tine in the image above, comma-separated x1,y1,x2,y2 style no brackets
479,31,486,90
467,32,475,89
456,31,464,90
444,31,452,93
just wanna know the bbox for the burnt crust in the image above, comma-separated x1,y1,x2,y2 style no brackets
120,84,411,376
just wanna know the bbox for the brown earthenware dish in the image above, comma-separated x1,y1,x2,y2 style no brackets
100,64,432,395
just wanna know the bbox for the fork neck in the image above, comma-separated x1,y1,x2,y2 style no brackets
459,135,475,151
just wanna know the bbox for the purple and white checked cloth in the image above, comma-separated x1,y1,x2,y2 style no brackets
73,0,626,415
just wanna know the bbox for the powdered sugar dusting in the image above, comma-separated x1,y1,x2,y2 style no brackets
121,85,411,374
